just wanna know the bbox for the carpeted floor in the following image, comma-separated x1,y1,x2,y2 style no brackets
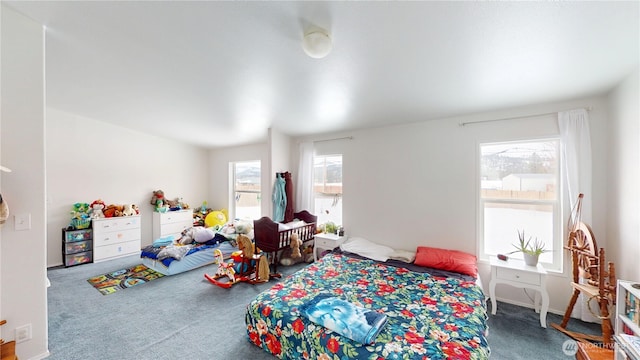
47,254,600,359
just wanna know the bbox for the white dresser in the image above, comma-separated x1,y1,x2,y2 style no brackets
152,209,193,240
92,215,141,262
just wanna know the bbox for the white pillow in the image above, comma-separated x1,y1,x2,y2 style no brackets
388,249,416,263
340,237,394,262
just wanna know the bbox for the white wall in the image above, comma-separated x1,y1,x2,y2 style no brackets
208,142,269,219
294,95,611,315
0,5,49,359
606,67,640,282
46,108,210,266
269,128,291,219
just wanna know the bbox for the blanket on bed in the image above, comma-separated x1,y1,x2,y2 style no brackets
140,241,236,267
299,293,388,344
245,252,489,359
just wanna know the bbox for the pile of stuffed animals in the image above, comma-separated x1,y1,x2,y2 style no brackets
150,189,189,213
67,199,140,230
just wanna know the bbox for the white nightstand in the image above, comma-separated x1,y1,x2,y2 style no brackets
489,256,549,328
314,233,346,261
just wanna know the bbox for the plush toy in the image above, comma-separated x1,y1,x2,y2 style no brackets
121,204,137,216
69,202,91,229
280,233,303,266
150,190,168,210
90,199,105,219
0,193,8,226
290,233,302,259
302,245,315,263
103,204,124,218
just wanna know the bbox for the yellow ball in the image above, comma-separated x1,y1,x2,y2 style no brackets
205,210,227,228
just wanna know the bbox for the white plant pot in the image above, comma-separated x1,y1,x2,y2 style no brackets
523,253,539,266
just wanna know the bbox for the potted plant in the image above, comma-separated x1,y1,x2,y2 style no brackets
508,229,548,266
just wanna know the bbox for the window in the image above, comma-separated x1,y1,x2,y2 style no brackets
479,140,561,270
232,160,261,220
314,154,342,227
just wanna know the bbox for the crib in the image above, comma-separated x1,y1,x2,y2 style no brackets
253,210,317,275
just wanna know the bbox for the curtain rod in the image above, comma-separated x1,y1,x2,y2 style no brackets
313,136,353,143
458,107,593,127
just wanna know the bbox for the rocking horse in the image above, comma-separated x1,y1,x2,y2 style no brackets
551,193,616,349
204,234,270,288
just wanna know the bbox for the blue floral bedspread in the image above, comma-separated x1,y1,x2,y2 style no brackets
245,253,490,359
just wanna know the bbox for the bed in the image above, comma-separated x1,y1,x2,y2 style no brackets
253,210,317,274
245,249,490,359
140,239,237,276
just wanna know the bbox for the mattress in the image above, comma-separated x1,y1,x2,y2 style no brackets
245,252,490,359
141,241,237,276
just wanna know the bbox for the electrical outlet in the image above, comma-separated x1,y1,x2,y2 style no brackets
15,324,32,343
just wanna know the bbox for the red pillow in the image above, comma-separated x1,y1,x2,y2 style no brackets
415,246,478,278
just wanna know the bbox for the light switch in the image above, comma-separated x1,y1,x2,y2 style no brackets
14,213,31,231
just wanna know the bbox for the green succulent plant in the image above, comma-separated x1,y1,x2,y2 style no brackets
508,229,548,256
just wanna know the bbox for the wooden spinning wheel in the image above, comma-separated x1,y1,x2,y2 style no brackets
568,221,598,284
551,193,616,348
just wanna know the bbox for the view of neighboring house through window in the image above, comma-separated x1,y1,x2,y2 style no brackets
232,160,261,220
479,139,561,269
314,154,342,229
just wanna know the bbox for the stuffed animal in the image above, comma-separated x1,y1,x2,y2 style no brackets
121,204,137,216
150,190,168,210
302,245,315,263
280,233,303,266
90,199,105,219
0,193,8,226
69,202,91,229
103,204,124,218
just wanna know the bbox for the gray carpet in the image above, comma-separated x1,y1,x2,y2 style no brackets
47,255,600,359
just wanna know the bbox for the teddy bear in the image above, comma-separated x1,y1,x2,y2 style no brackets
121,204,137,216
280,232,303,266
90,199,105,219
290,232,302,259
103,204,124,218
150,190,168,210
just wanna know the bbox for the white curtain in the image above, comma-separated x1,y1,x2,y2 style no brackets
295,141,314,212
558,108,595,322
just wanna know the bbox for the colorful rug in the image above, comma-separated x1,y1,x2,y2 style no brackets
87,264,165,295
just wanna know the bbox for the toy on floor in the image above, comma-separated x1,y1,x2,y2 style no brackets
203,249,237,288
204,234,270,288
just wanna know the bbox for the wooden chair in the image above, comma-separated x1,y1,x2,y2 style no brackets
1,320,18,360
551,194,616,349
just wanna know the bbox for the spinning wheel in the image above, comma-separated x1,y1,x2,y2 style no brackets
568,221,598,284
551,193,616,348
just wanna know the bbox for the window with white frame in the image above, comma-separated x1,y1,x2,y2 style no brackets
232,160,261,220
314,154,342,228
479,139,561,270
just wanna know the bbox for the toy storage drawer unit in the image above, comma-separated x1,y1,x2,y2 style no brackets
153,209,193,240
65,251,93,267
62,228,93,267
64,228,92,242
92,215,141,263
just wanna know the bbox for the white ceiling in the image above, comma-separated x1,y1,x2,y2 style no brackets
6,1,639,148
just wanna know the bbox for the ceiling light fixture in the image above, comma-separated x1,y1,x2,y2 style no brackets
302,30,332,59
